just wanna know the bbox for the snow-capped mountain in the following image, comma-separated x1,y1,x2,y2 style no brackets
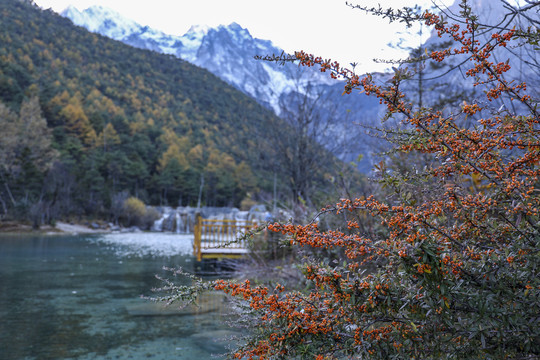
61,5,384,172
61,5,335,115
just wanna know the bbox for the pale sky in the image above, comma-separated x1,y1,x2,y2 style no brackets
33,0,457,72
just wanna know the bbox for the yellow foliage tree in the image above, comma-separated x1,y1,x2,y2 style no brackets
58,95,96,145
95,123,121,152
157,143,189,172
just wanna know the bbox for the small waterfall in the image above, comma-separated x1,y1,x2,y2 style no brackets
151,207,175,232
151,213,167,232
175,212,182,234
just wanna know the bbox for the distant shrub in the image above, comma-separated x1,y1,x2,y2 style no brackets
121,197,159,229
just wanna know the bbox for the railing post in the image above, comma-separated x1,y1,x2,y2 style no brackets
194,213,202,261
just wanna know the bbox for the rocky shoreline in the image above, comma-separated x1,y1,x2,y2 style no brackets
0,220,114,235
53,221,111,234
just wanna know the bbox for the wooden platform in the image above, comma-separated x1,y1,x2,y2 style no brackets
193,215,256,261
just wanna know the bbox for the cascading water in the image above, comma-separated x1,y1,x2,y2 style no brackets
185,214,190,233
151,205,271,233
151,213,167,232
175,212,182,234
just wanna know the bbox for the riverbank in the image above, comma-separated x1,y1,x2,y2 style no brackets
0,220,111,235
53,221,110,234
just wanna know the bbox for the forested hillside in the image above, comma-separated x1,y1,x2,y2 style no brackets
0,0,348,225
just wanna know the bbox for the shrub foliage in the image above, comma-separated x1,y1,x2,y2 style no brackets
162,1,539,359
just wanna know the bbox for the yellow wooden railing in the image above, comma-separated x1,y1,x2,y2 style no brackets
193,214,257,261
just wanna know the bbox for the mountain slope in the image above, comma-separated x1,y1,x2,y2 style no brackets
1,0,338,219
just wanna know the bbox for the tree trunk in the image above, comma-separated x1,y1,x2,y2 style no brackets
3,182,16,206
0,193,7,216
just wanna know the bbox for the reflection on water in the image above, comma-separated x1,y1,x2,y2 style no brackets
0,233,238,359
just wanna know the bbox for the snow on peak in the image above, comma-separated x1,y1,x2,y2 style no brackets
221,22,253,43
222,22,247,34
186,24,210,36
62,5,142,40
61,4,79,15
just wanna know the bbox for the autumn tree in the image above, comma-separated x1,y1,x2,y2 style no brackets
0,97,57,220
157,1,539,359
95,123,121,152
57,93,97,146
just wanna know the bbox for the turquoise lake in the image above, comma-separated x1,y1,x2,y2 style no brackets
0,233,238,359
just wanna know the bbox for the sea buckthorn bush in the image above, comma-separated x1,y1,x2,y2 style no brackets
160,2,539,358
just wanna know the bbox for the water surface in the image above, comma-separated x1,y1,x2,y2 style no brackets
0,233,236,359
